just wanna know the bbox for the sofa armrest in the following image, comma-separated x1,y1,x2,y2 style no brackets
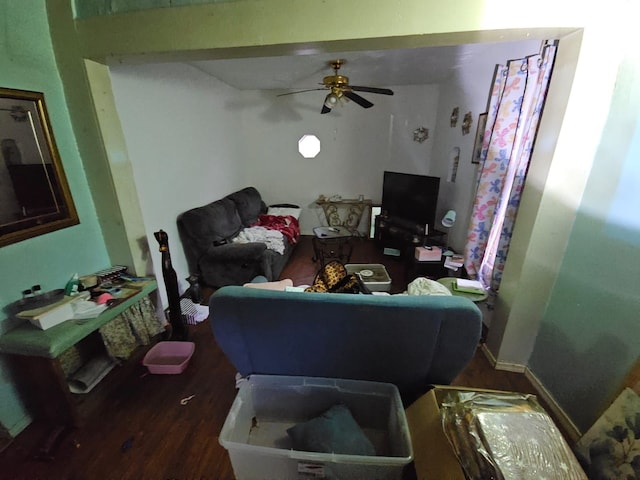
202,242,267,262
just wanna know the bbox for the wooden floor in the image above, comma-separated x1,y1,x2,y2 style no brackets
0,236,555,479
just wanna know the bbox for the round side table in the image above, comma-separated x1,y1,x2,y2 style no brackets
437,277,488,302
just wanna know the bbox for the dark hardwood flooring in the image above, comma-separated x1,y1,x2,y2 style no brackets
0,236,558,479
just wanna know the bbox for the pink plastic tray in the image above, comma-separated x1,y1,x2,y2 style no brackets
143,341,195,374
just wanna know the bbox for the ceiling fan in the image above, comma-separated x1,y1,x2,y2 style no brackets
277,59,394,114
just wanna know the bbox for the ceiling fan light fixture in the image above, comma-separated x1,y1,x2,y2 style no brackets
277,59,394,114
323,92,340,108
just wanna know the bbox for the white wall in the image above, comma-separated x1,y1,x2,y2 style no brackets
108,38,548,298
238,83,440,234
109,66,442,290
109,62,246,294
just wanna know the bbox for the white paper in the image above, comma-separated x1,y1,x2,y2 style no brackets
72,300,108,319
456,279,484,289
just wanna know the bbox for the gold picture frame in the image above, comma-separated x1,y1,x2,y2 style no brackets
0,87,79,247
472,112,488,164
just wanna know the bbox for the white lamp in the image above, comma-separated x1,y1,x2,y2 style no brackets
441,210,456,228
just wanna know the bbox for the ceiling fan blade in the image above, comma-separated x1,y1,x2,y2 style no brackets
321,104,332,114
276,88,325,97
343,90,374,109
350,85,394,96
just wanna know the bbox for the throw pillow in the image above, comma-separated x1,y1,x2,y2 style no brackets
287,404,376,456
267,206,302,220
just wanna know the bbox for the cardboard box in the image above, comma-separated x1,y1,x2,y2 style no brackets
415,246,442,262
17,295,77,330
405,386,586,480
405,387,469,479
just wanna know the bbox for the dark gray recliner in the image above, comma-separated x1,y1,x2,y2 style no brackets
177,187,296,288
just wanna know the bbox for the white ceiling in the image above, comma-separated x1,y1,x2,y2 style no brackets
188,41,535,91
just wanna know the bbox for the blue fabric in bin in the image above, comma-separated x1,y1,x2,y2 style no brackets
287,404,376,456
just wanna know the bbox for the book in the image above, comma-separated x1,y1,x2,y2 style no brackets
449,254,464,266
453,278,485,294
444,255,464,271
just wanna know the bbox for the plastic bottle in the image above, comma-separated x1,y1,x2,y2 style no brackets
64,273,80,296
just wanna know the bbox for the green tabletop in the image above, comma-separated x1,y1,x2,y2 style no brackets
0,280,157,359
437,277,488,302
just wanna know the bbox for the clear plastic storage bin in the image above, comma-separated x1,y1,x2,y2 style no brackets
219,375,413,480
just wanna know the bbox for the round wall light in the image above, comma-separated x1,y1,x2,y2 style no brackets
298,134,321,158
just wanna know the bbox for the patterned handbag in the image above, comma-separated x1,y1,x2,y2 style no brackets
305,260,370,294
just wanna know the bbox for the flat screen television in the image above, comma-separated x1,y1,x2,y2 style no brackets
381,171,440,230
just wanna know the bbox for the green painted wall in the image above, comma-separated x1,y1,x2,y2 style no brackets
529,53,640,432
0,0,110,435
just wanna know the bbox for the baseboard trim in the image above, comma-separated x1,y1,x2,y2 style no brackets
479,343,525,372
7,414,32,439
524,367,582,443
495,361,526,373
480,342,496,365
0,425,14,453
479,343,582,443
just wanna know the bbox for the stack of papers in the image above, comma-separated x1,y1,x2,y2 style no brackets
453,279,485,294
71,299,108,320
444,254,464,271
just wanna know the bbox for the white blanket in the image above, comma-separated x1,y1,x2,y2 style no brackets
233,226,285,254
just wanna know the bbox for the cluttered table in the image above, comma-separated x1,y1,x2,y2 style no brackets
0,279,158,359
0,278,158,433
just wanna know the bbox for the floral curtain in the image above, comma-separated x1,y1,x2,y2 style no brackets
464,43,557,291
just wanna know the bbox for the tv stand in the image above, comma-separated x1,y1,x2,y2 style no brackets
374,215,446,254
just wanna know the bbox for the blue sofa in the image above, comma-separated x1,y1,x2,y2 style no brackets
209,286,483,404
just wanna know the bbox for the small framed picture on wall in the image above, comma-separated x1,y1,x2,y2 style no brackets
472,112,488,164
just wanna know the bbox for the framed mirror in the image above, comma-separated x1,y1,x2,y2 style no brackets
0,87,79,247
